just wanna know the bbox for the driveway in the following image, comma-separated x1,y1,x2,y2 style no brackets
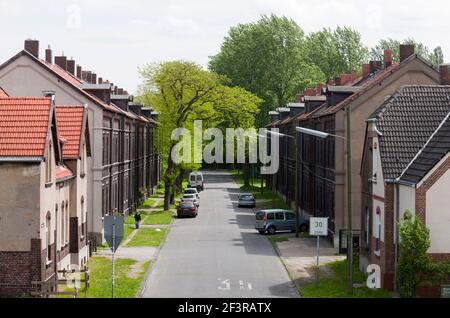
141,171,299,298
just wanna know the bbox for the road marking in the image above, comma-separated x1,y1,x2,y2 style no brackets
218,278,230,290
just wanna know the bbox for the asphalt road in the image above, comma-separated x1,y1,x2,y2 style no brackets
141,171,299,298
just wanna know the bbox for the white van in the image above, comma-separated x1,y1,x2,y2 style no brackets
189,172,204,191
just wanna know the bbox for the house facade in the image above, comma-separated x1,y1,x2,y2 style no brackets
267,45,441,247
360,81,450,291
0,40,161,243
0,96,90,297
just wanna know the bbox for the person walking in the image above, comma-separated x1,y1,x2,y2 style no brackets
134,211,142,229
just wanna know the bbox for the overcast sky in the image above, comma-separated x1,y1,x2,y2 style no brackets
1,0,449,94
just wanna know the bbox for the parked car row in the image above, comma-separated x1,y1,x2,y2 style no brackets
177,183,202,218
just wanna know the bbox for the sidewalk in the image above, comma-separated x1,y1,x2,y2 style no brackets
272,235,345,286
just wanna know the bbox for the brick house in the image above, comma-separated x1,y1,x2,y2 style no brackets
0,40,161,243
267,45,441,247
0,96,90,297
360,80,450,291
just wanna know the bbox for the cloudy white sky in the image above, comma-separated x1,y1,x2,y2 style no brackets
1,0,449,94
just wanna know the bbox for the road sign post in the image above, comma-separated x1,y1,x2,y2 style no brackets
104,215,124,298
310,217,328,283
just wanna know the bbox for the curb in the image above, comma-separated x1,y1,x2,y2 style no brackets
136,213,174,298
269,238,304,298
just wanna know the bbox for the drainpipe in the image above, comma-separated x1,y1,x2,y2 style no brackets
394,182,400,292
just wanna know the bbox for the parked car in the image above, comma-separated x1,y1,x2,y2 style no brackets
177,202,198,218
238,193,255,208
255,209,310,235
181,194,199,207
184,187,200,199
189,172,204,191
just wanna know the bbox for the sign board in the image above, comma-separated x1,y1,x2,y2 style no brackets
104,215,124,252
310,217,328,236
442,285,450,298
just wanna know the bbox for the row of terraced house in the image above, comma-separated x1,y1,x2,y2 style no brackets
266,44,450,294
0,39,162,297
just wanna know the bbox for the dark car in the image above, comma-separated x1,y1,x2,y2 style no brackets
255,209,310,235
238,193,256,208
177,202,198,218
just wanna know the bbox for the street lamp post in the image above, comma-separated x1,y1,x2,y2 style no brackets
296,125,353,294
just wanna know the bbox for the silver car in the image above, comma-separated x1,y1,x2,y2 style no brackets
181,194,199,207
238,193,256,208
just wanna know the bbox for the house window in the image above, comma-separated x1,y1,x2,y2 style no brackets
46,143,52,183
103,131,111,166
61,203,65,247
81,196,85,237
375,207,381,253
46,213,51,261
80,142,85,176
365,207,370,247
65,201,69,244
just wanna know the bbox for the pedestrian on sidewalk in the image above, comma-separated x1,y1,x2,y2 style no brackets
134,211,142,229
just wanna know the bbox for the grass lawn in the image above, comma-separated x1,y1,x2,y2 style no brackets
121,225,135,244
62,256,150,298
140,198,156,209
126,228,168,247
143,210,173,225
301,259,391,298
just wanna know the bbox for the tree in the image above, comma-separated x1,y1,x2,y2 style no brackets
138,61,260,209
429,46,444,68
209,14,323,127
397,211,431,298
304,27,368,80
369,38,444,68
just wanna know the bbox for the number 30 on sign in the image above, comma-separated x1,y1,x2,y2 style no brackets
310,217,328,236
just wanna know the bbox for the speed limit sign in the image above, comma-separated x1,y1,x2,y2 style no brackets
310,217,328,236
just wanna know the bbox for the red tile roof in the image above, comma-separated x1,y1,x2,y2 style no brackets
56,164,74,181
0,87,8,97
56,106,85,159
0,97,52,157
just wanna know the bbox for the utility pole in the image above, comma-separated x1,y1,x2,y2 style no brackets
346,105,353,295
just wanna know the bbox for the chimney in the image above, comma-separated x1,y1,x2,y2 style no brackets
369,61,382,74
67,59,76,75
98,77,103,84
24,39,39,58
118,88,124,95
340,74,352,86
362,64,370,78
76,65,82,79
400,44,415,62
55,56,67,71
114,86,118,94
45,46,53,64
351,69,357,81
91,73,97,84
316,83,326,95
439,64,450,85
384,49,393,68
304,88,316,96
295,94,303,103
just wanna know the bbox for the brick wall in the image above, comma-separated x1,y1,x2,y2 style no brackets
0,239,43,297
